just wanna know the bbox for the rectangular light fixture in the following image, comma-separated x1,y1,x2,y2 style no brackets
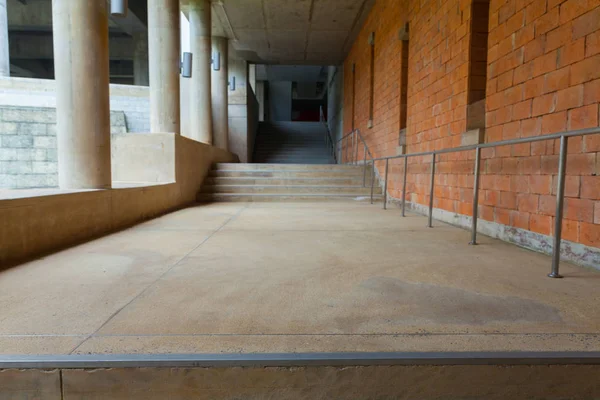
111,0,128,17
230,76,236,91
182,53,192,78
213,52,221,71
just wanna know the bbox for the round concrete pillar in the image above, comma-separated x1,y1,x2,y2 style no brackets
148,0,180,133
133,31,149,86
0,0,9,77
211,36,229,150
189,0,212,144
52,0,111,189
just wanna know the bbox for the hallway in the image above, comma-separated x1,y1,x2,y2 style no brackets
1,201,599,356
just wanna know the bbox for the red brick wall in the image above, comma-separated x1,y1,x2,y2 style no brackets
343,0,600,248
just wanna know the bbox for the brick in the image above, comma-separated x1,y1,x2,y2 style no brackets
513,99,533,119
580,222,600,247
497,70,514,91
529,174,553,194
0,148,18,161
586,30,600,57
539,194,557,215
510,210,531,229
534,6,560,35
583,79,600,105
566,153,596,175
17,123,47,136
546,23,573,52
565,197,595,222
561,219,580,242
572,7,600,39
514,63,533,84
0,122,18,135
32,161,57,174
1,135,33,149
502,121,522,139
524,36,546,62
544,66,571,93
532,93,557,116
521,116,543,137
581,176,600,199
552,175,581,197
570,54,600,85
531,50,558,77
518,193,539,212
524,75,546,99
495,207,512,224
530,214,553,235
568,104,599,130
525,0,548,24
557,38,586,67
542,111,567,133
559,0,595,23
583,134,600,152
555,85,584,111
33,136,57,149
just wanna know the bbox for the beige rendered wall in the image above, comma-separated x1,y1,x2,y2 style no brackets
0,133,237,268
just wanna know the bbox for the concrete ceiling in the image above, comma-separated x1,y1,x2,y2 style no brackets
256,65,327,82
182,0,375,65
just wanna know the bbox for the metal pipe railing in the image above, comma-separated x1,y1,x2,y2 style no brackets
319,106,337,164
346,126,600,279
336,129,375,188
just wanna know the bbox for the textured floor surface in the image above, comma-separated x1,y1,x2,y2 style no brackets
1,201,599,355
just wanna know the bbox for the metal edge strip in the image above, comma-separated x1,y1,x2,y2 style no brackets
1,352,600,369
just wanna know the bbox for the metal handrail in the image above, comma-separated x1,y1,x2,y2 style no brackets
335,128,375,187
354,126,600,279
319,106,337,163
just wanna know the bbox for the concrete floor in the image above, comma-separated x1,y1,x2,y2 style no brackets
1,201,599,355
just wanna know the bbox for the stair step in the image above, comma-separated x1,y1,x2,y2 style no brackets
214,163,366,171
209,170,370,178
202,185,381,195
204,177,368,185
198,193,382,202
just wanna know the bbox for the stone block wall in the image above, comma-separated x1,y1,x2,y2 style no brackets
0,106,127,188
343,0,599,257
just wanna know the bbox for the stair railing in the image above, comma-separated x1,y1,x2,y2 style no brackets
359,125,600,279
335,128,374,188
319,106,337,164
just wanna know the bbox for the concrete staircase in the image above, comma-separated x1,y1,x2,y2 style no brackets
253,121,334,164
198,163,381,202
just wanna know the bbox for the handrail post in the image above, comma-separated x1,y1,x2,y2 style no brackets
383,159,389,210
402,157,408,217
470,147,481,245
428,153,436,228
354,131,359,165
363,144,367,187
549,135,568,279
370,161,375,204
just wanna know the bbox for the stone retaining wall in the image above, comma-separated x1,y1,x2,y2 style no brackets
0,106,127,188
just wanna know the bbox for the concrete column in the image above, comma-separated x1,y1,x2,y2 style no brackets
0,0,9,77
211,36,229,150
133,31,149,86
52,0,111,189
189,0,212,144
148,0,180,133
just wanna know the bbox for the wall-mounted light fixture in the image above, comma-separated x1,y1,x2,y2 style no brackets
230,76,236,91
110,0,128,17
181,52,192,78
212,52,221,71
